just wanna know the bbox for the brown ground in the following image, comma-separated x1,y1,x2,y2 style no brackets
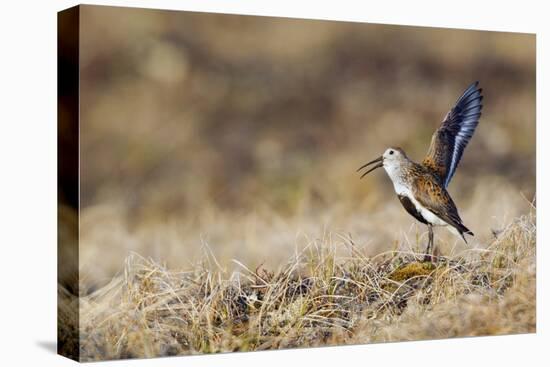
59,210,535,361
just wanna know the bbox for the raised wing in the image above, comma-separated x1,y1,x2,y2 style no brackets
423,82,483,187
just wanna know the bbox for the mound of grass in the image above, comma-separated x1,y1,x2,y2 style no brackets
66,212,535,361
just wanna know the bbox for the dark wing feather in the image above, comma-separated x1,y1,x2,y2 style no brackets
412,175,473,238
398,194,428,225
423,82,483,187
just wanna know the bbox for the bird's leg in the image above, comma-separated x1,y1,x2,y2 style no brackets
424,225,434,262
429,225,435,260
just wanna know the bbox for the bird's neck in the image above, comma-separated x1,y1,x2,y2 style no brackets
384,160,415,196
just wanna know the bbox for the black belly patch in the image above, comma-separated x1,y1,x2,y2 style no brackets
398,195,428,225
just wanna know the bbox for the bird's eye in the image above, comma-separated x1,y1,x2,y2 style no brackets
389,150,394,155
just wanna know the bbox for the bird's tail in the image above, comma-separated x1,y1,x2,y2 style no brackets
447,223,474,244
458,224,474,244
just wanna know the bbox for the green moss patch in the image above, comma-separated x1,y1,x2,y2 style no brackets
389,262,437,282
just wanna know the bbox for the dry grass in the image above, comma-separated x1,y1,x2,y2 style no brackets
69,210,535,361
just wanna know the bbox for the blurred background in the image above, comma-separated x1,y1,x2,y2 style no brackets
74,5,535,289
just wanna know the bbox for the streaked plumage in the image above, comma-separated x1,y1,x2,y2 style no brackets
358,82,483,260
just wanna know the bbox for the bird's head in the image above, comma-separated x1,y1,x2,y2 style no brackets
357,147,408,178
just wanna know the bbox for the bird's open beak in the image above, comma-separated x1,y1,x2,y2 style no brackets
357,156,383,179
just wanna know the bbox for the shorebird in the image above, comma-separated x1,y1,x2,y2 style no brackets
358,81,483,261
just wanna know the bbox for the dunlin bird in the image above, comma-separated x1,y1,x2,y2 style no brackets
358,81,483,261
